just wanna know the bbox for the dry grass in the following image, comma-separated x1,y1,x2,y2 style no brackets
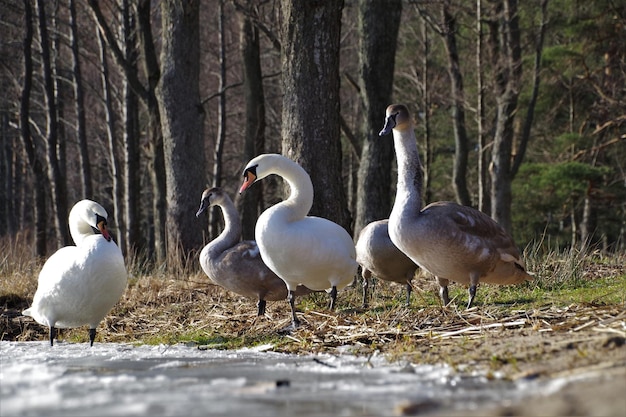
2,233,625,378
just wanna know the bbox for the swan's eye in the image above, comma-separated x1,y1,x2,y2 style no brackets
95,214,107,226
243,164,258,179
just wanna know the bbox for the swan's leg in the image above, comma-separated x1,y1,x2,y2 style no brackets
328,286,338,310
362,270,371,308
467,286,477,309
437,277,450,306
467,273,480,309
405,281,412,307
89,328,97,347
288,290,300,328
257,299,267,316
49,326,56,346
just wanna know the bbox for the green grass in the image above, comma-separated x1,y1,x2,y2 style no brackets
2,232,624,348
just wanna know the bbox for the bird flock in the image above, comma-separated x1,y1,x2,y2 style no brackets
23,104,532,346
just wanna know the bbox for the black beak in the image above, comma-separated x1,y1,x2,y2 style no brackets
379,113,397,136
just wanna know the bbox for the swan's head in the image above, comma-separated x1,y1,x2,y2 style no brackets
239,153,284,194
69,199,111,242
196,187,225,217
379,104,412,136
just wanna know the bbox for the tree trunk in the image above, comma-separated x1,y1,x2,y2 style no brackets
1,112,18,236
210,0,227,239
122,0,141,255
36,0,69,247
136,0,167,262
280,0,351,231
441,2,472,207
476,0,489,213
52,3,68,189
237,0,266,241
97,27,123,249
89,0,167,261
580,189,592,248
421,17,433,205
488,0,522,234
511,0,548,178
69,0,92,199
20,0,47,257
354,0,402,237
156,0,206,256
147,102,167,263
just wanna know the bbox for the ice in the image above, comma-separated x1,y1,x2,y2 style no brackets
0,341,560,417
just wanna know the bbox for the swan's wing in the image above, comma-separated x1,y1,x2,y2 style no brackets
292,216,356,260
236,240,262,260
217,241,263,265
425,201,523,258
207,240,289,300
257,216,357,291
24,247,82,325
36,247,80,288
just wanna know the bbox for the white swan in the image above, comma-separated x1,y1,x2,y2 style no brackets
355,219,418,307
196,187,312,316
380,104,533,308
22,199,127,346
239,154,358,328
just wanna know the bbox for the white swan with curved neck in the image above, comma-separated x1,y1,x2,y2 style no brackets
23,199,127,346
380,104,533,308
355,219,418,307
196,187,312,316
240,154,357,328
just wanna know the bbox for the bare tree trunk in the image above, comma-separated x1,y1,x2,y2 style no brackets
89,0,167,261
280,0,351,231
511,0,548,178
97,28,123,249
52,1,67,187
236,0,265,241
147,103,167,263
354,0,402,237
441,1,471,207
488,0,522,234
210,0,227,239
580,187,592,247
69,0,92,198
36,0,69,247
21,0,47,257
476,0,489,213
122,0,141,255
157,0,206,256
421,17,433,205
0,112,15,236
137,0,167,262
570,208,577,247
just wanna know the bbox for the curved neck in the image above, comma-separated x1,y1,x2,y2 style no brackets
392,129,424,214
274,156,314,219
69,215,94,246
207,198,242,256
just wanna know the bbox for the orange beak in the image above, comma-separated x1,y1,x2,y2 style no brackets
97,220,112,242
239,171,257,194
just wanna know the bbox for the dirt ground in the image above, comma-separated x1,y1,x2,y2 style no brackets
2,277,625,417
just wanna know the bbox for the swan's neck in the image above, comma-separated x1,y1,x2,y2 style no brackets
69,217,95,246
206,199,242,257
274,157,314,220
392,129,424,217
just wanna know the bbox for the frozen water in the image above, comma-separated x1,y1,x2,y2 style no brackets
1,341,564,417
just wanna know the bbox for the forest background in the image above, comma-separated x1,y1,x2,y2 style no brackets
0,0,624,267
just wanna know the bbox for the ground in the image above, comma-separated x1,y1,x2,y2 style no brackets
2,272,625,416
